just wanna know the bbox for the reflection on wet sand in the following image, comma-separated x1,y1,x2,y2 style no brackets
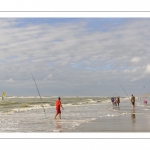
53,120,62,132
131,109,136,125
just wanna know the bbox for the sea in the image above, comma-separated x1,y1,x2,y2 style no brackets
0,96,149,132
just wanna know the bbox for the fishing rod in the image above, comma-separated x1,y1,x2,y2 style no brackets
29,69,47,119
118,81,130,100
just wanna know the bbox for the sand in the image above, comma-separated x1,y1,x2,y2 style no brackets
67,114,150,132
66,102,150,132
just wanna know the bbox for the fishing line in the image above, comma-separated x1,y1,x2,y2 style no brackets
118,81,130,100
29,69,47,119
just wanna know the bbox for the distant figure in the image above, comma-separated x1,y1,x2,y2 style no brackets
144,100,147,105
131,94,135,109
116,96,120,106
2,92,6,100
54,97,64,119
114,97,117,106
111,97,114,105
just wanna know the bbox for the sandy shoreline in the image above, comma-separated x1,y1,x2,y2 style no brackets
65,104,150,132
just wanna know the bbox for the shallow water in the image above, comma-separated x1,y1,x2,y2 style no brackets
0,96,149,132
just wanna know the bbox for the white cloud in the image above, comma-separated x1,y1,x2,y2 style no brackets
6,78,14,82
131,57,141,63
44,74,53,80
0,18,150,96
145,64,150,74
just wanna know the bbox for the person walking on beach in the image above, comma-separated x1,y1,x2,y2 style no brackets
116,96,120,107
54,97,64,119
131,94,135,109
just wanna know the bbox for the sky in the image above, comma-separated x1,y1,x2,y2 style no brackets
0,18,150,97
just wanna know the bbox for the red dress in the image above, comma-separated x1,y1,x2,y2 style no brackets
56,100,61,114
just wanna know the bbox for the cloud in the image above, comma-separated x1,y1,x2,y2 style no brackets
131,57,141,63
44,74,53,80
6,78,14,82
0,18,150,96
145,64,150,74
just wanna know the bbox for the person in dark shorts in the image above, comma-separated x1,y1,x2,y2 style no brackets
131,94,135,109
54,97,64,119
111,97,114,105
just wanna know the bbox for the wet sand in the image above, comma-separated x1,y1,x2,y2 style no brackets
67,114,150,132
66,101,150,132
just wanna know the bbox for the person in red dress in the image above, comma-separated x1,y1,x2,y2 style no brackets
54,97,64,119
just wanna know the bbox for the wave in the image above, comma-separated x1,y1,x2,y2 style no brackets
0,103,52,115
0,97,128,115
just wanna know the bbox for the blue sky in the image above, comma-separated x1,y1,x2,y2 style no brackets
0,18,150,97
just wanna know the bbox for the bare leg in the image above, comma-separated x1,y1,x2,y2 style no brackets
54,113,58,119
132,105,135,109
59,113,61,119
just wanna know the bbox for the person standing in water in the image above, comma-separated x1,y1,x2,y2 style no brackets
116,96,120,107
114,97,117,106
131,94,135,109
111,97,114,106
54,97,64,119
144,100,147,105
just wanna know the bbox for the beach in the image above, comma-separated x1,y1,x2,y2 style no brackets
0,96,150,132
0,96,110,132
67,112,150,132
66,98,150,132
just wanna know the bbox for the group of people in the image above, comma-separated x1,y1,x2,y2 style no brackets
111,94,147,109
111,96,120,106
53,94,147,120
111,94,135,108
